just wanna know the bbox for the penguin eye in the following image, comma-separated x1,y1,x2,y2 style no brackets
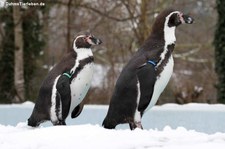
83,37,88,42
83,35,89,40
168,13,181,27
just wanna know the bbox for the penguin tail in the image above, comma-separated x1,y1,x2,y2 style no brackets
27,116,39,127
27,109,45,127
102,117,116,129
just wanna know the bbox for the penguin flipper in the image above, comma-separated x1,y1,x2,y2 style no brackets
71,102,84,119
56,74,71,120
137,64,156,112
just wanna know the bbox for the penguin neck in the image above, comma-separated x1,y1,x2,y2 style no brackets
164,18,176,45
141,24,176,62
73,46,93,58
164,27,176,45
150,12,177,45
143,17,177,73
154,20,176,74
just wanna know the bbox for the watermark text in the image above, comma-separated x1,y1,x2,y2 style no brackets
4,1,45,7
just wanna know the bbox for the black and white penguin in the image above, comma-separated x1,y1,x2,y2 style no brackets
28,32,102,127
102,9,194,130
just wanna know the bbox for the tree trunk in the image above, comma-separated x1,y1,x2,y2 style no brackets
13,3,25,103
138,0,149,45
214,0,225,103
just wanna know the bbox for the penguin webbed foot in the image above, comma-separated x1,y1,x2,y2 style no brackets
53,120,66,126
102,120,116,129
27,118,40,127
27,113,45,127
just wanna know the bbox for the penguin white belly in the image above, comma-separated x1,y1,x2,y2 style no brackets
69,63,94,113
145,56,174,111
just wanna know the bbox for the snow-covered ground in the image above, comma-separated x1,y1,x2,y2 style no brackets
1,102,225,149
1,123,225,149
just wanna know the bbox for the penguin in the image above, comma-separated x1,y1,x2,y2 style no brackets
28,32,102,127
102,9,194,130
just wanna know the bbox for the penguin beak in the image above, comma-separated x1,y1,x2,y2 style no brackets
180,13,194,24
183,14,194,24
86,35,102,45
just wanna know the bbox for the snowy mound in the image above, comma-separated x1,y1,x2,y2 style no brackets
0,123,225,149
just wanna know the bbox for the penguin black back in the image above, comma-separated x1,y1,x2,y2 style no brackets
103,8,194,130
28,32,102,127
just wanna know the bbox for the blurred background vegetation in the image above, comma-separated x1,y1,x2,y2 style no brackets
0,0,224,105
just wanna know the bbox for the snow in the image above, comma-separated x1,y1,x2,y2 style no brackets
1,123,225,149
1,103,225,149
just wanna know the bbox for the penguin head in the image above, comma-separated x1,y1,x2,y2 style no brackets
163,9,194,27
150,8,194,44
73,32,102,49
152,9,194,31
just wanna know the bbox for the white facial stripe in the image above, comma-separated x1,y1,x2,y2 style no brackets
166,11,180,19
73,35,86,50
156,11,178,68
164,12,178,45
75,35,86,40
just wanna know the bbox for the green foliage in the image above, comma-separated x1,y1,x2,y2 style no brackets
214,0,225,103
0,6,45,103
